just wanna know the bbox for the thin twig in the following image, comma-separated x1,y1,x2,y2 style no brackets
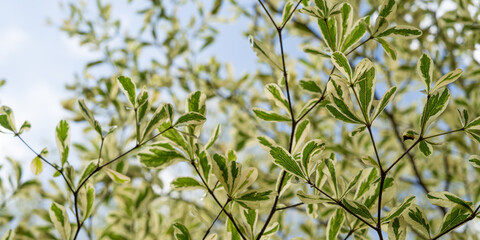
203,199,231,239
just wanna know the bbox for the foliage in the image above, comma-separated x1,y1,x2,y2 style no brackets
1,0,480,239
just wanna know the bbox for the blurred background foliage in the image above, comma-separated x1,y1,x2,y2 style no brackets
1,0,480,239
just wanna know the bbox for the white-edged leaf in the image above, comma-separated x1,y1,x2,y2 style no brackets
173,223,191,240
417,53,434,94
264,83,290,113
404,204,431,239
252,108,290,122
49,202,71,240
249,36,283,71
468,155,480,169
326,208,344,240
427,191,473,212
372,86,397,121
387,217,406,240
105,168,130,184
383,196,416,222
331,52,352,80
79,184,95,221
171,177,204,190
30,156,43,175
297,190,331,204
205,124,221,150
78,99,102,135
432,68,463,92
55,120,70,167
175,112,206,126
117,76,136,107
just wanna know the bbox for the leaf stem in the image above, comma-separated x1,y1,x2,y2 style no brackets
203,199,231,239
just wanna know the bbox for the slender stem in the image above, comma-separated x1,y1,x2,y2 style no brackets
423,128,464,140
279,0,304,30
296,37,373,122
308,181,377,230
386,128,464,173
257,0,279,29
276,202,304,211
343,229,355,240
16,135,76,194
191,162,247,240
96,138,104,167
203,199,231,239
385,139,421,173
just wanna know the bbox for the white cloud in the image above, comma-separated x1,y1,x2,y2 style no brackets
0,26,28,65
60,34,98,59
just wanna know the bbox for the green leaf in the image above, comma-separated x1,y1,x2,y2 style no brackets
378,0,397,20
418,140,432,156
117,76,136,107
78,99,102,135
264,83,290,113
338,3,353,45
427,191,473,212
162,127,191,156
211,153,234,194
303,47,330,58
331,52,352,80
456,109,469,127
264,144,305,179
465,116,480,129
138,143,186,169
318,17,337,51
205,124,221,150
281,1,295,26
420,88,450,129
79,161,97,185
314,0,328,14
324,156,339,198
0,229,15,240
142,104,169,141
186,91,206,114
357,67,376,122
18,121,31,134
299,6,324,19
326,80,363,124
49,202,71,240
432,69,463,93
383,196,416,222
341,170,363,198
105,168,130,184
55,120,70,167
326,208,344,240
300,139,325,178
468,155,480,169
404,204,431,239
235,190,273,209
30,156,43,175
79,184,95,221
241,208,257,238
296,190,331,204
355,168,378,199
376,37,397,60
252,108,290,122
171,177,203,190
341,20,366,53
249,36,283,71
173,223,191,240
341,199,375,223
388,25,422,39
233,167,258,195
466,129,480,144
439,207,470,233
175,112,206,126
387,217,406,240
0,106,16,132
371,86,397,121
352,58,373,84
293,119,310,153
417,54,434,94
299,79,323,94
